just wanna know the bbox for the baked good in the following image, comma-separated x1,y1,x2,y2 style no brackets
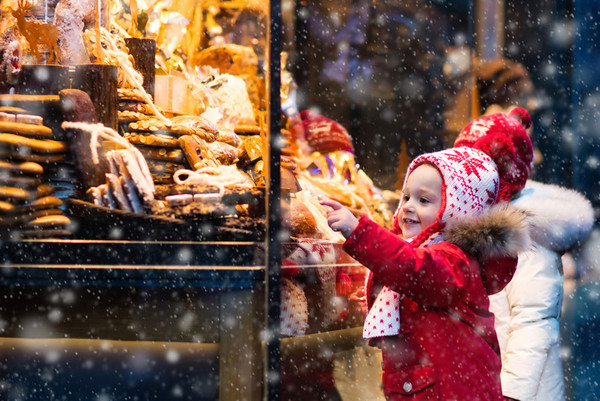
208,141,239,165
0,160,44,176
0,182,54,203
0,133,66,153
170,115,219,141
288,200,318,238
215,130,242,147
178,135,208,170
281,166,301,193
0,207,63,225
124,132,179,148
235,124,261,135
146,160,186,175
105,172,132,212
0,186,38,202
17,114,42,125
136,145,184,163
193,44,259,76
118,110,150,123
0,120,52,138
118,88,152,103
119,101,154,114
0,106,27,114
0,149,66,163
0,174,41,189
18,214,72,239
59,89,99,123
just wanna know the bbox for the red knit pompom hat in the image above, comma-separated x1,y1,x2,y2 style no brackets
393,146,501,247
454,107,534,200
290,111,354,153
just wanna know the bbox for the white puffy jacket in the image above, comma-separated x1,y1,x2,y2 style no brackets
489,180,594,401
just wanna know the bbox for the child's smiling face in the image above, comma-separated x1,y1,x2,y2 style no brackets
400,164,443,239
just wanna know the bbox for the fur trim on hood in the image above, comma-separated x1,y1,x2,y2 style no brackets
444,202,530,295
444,202,531,262
511,180,594,253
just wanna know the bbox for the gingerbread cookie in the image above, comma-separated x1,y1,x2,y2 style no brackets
118,88,152,103
128,116,218,141
0,133,67,153
0,160,44,176
0,207,63,225
119,101,154,115
125,132,179,148
137,145,184,163
0,149,66,163
118,110,150,123
0,121,53,138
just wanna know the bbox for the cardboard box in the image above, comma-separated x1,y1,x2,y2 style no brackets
154,73,196,115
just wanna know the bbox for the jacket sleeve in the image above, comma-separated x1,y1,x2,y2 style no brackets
343,216,472,307
499,244,563,400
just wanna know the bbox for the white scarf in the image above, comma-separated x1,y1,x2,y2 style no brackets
362,232,444,339
363,284,402,338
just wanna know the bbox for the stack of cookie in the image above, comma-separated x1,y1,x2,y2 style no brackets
117,88,156,125
0,107,72,239
123,115,220,184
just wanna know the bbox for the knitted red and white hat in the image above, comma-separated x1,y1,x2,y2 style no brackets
393,108,534,247
394,146,500,246
290,110,354,153
454,107,534,198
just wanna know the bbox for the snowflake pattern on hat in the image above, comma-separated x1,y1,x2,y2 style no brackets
405,146,499,228
455,117,496,145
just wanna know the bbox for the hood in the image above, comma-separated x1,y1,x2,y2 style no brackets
512,180,594,253
444,202,530,294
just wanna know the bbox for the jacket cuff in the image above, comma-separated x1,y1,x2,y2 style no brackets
343,216,378,259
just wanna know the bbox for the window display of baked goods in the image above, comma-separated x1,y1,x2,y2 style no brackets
0,0,392,242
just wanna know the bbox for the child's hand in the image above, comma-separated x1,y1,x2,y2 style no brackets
320,198,359,239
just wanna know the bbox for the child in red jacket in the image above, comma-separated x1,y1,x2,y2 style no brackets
322,108,533,400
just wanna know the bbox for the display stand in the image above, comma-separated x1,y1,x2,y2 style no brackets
0,240,265,400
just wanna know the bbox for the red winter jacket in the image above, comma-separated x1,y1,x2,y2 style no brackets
343,205,528,401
